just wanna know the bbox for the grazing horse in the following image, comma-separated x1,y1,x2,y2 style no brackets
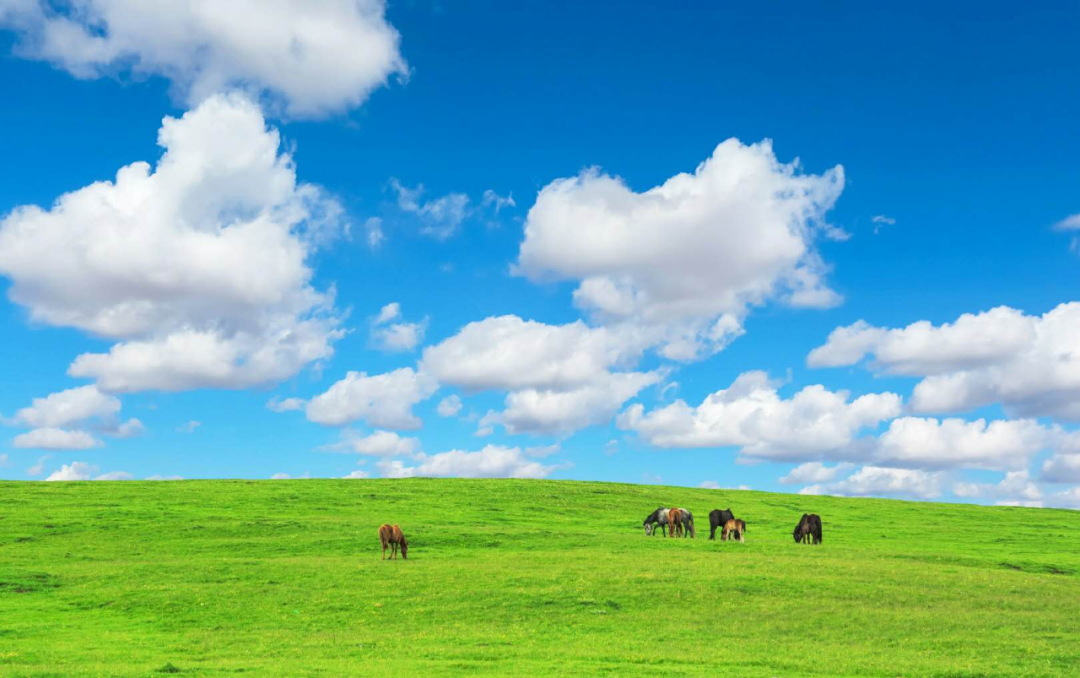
793,514,823,545
709,509,735,540
643,507,671,536
378,524,408,559
667,508,684,537
721,519,746,542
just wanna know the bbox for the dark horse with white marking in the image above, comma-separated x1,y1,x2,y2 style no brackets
709,508,735,540
793,513,823,545
643,507,671,536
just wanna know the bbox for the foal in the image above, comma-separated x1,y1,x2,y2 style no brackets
378,524,408,560
721,519,746,542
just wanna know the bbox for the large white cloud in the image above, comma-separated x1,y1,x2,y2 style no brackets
376,444,559,479
423,315,659,435
422,315,647,392
875,417,1049,471
0,0,405,118
618,371,901,460
800,465,944,500
516,139,845,359
11,385,118,428
0,94,343,393
14,428,100,450
808,303,1080,420
305,368,436,429
484,371,661,436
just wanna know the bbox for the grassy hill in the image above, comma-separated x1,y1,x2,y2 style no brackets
2,478,1079,676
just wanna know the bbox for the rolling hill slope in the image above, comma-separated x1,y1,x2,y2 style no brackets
2,478,1078,676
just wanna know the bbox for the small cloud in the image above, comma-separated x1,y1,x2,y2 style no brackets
111,418,145,438
371,303,426,352
0,453,8,468
95,471,134,481
45,462,132,481
604,439,619,456
699,481,720,489
365,217,385,249
267,397,306,413
27,455,50,476
14,428,100,450
146,474,184,481
481,189,516,215
176,421,201,434
271,472,291,480
389,178,471,240
871,215,896,234
342,470,370,479
1053,213,1080,231
524,443,560,459
642,472,662,484
437,395,463,417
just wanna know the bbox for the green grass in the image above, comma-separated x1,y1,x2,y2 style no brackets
1,479,1079,676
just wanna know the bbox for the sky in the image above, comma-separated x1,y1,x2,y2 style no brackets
1,1,1079,507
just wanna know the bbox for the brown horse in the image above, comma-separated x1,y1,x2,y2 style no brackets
721,519,746,542
378,524,408,560
667,508,684,537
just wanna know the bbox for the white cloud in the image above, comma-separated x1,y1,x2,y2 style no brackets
875,417,1047,471
370,302,426,352
267,397,306,413
377,444,560,479
516,139,845,359
330,430,422,457
176,420,201,434
618,371,901,461
146,474,184,481
45,462,97,481
436,395,462,417
0,0,406,118
27,455,50,476
342,469,370,479
305,367,437,429
482,189,516,215
1047,486,1080,509
44,461,131,481
422,315,647,392
779,462,854,485
364,217,385,249
801,465,943,500
486,371,661,436
270,472,291,480
389,179,472,240
1053,214,1080,231
951,470,1043,506
0,94,343,393
524,443,561,458
809,304,1080,420
12,385,119,428
871,215,895,234
14,428,100,450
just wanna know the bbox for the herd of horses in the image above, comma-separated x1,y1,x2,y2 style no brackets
643,507,824,545
378,509,824,561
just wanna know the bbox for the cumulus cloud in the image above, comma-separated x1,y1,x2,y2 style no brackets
808,304,1080,420
484,371,661,436
516,139,845,359
14,428,100,450
0,0,406,118
436,395,463,417
376,444,560,479
422,315,648,392
305,367,437,429
801,465,944,500
328,430,422,457
618,371,901,461
423,315,658,435
45,461,131,481
779,462,854,485
0,94,343,393
370,302,426,352
875,417,1048,471
952,470,1043,506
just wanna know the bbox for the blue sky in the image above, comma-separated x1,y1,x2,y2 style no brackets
1,1,1079,505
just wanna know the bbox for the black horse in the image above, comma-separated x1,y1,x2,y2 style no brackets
709,508,735,540
793,513,823,544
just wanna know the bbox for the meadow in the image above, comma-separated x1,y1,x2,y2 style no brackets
1,478,1079,676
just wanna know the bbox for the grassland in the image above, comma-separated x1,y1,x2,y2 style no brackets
1,478,1079,676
